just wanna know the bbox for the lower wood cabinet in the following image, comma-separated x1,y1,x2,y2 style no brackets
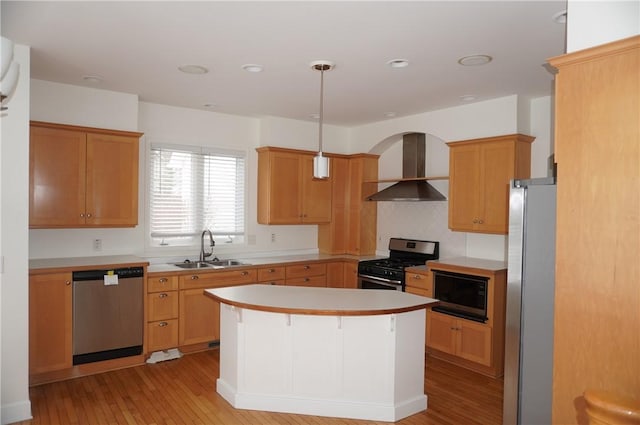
178,269,256,346
257,266,285,285
427,310,492,367
29,272,73,375
146,275,179,352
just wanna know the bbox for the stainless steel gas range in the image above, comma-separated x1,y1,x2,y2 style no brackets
358,238,439,291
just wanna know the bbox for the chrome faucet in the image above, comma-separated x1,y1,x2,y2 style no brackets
199,229,215,262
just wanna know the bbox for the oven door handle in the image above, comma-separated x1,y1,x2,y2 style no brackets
358,274,402,285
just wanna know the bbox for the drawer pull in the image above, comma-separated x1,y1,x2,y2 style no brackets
159,278,168,283
159,322,168,327
304,265,310,270
414,274,422,279
241,271,249,276
158,293,168,298
304,278,310,282
191,275,199,280
269,268,275,273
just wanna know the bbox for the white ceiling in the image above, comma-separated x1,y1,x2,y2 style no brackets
2,1,567,127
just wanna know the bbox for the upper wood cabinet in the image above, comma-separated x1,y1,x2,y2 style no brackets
318,154,379,255
29,121,142,228
447,134,534,234
548,36,640,424
257,147,332,224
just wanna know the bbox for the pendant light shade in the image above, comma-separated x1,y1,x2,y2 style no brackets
1,36,20,111
310,60,334,179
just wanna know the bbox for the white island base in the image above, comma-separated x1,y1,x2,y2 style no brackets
208,285,434,422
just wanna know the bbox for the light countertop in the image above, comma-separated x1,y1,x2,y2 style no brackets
205,284,438,316
427,256,507,271
29,255,149,274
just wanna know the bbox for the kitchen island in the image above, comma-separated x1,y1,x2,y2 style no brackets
205,284,438,421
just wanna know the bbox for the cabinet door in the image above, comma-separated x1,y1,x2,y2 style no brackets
179,288,219,345
477,142,515,234
426,310,456,355
300,155,331,223
343,262,358,289
326,262,345,288
86,133,139,226
457,319,492,367
448,144,480,232
29,126,86,227
258,151,301,224
29,273,73,374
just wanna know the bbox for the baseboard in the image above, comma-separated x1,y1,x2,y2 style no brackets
1,399,32,425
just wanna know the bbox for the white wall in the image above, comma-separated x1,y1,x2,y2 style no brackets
567,1,640,52
350,95,545,261
1,44,32,424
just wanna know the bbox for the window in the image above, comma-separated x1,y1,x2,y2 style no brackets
149,143,245,247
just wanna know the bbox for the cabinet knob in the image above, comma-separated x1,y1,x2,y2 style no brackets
269,282,276,285
472,218,478,224
414,274,421,279
80,213,85,218
158,322,168,327
191,275,199,280
86,213,92,218
241,271,249,276
269,268,275,273
304,265,310,270
65,280,71,286
304,278,310,282
478,219,484,224
159,278,168,283
158,293,168,298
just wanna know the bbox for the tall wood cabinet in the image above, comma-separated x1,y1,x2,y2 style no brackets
256,147,332,224
29,121,142,228
447,134,534,234
318,153,379,255
29,272,73,375
548,36,640,424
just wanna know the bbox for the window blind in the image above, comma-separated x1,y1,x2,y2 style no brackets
149,144,245,246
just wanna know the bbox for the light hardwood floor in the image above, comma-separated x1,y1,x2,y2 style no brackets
19,350,503,425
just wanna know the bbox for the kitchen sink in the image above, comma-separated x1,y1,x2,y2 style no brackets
171,259,250,269
172,261,212,269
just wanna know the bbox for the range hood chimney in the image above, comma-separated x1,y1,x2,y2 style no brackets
367,133,446,202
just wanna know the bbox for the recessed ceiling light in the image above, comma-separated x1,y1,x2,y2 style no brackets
241,64,263,73
460,95,477,102
178,65,209,75
82,75,103,83
387,59,409,69
552,10,567,24
384,112,397,118
457,55,493,66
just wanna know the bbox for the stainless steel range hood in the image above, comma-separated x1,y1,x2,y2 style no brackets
367,133,446,201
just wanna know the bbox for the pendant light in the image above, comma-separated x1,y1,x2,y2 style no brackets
310,60,334,179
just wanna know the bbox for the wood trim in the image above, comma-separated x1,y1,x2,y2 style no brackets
30,120,143,138
364,176,449,183
548,35,640,69
255,145,380,160
446,133,535,147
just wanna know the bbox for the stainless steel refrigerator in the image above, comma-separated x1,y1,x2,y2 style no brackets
503,177,556,425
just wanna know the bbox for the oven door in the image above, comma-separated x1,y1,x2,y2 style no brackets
358,274,403,291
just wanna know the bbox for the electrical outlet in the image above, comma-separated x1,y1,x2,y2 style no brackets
93,238,102,251
271,233,276,243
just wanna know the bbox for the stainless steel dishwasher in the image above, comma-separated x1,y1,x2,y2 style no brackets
72,267,144,365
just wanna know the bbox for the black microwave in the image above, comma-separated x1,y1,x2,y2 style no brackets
432,270,488,322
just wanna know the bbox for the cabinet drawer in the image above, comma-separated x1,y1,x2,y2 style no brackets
148,275,179,292
257,266,286,282
179,269,257,289
259,279,285,286
286,275,327,287
147,319,178,352
405,272,433,292
147,291,179,321
286,263,327,279
406,286,433,298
